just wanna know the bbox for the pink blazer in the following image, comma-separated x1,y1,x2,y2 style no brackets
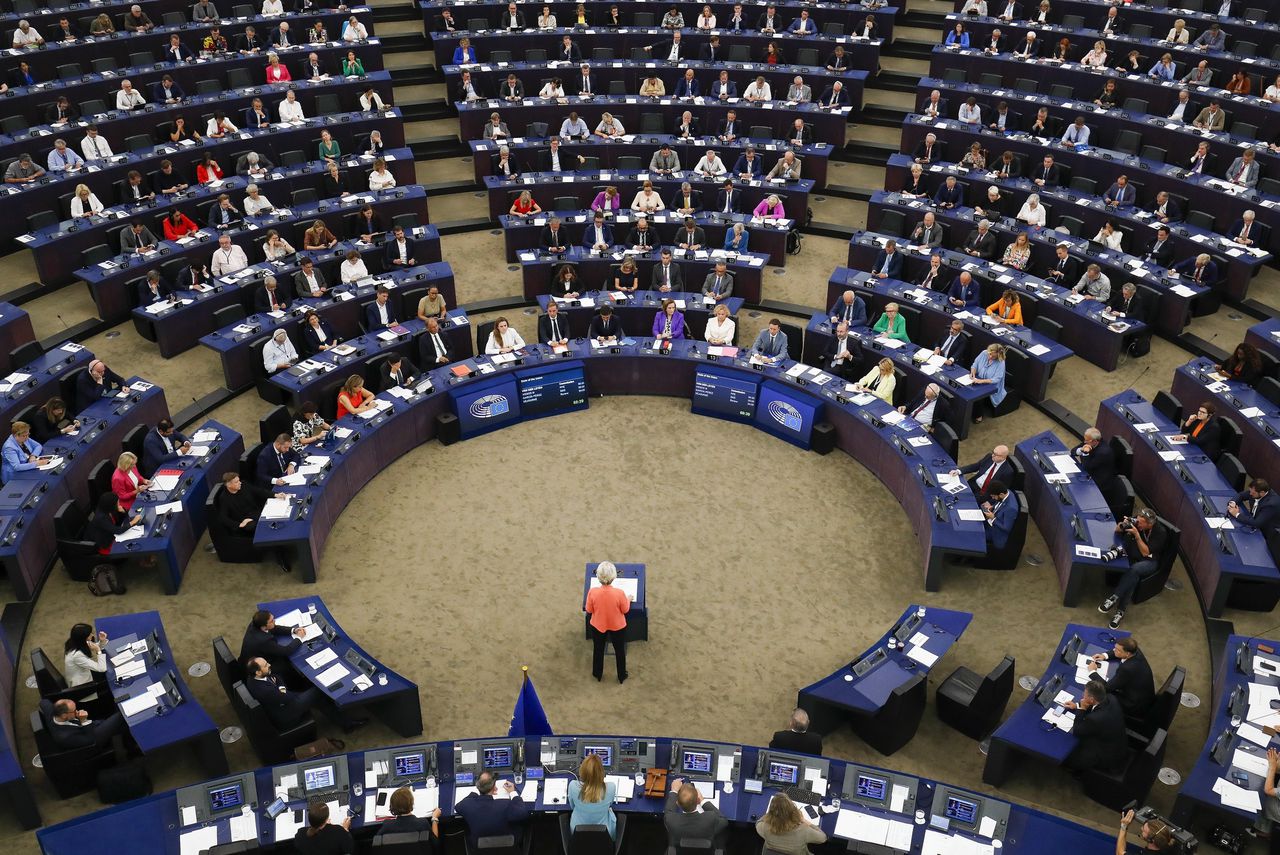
111,467,143,510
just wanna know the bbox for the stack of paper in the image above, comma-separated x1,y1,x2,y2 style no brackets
228,807,256,842
1232,747,1269,777
114,658,147,679
920,829,994,855
412,787,440,816
604,774,636,800
305,648,337,670
543,777,570,805
1214,777,1262,813
261,498,292,520
120,691,159,717
316,662,350,687
178,825,219,855
832,810,915,850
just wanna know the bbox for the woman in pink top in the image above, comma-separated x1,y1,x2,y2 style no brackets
753,194,785,218
585,561,630,683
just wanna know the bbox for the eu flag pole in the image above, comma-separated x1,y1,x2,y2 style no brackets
509,665,553,737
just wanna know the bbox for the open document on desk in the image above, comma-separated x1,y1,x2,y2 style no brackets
364,786,439,822
921,828,995,855
833,810,913,850
588,577,638,601
454,780,539,806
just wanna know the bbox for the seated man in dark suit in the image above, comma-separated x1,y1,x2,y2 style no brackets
47,699,125,749
821,322,862,381
828,290,867,328
1107,283,1148,324
1141,227,1174,270
1042,243,1080,286
961,219,997,260
1085,637,1154,719
76,359,126,414
136,270,172,307
254,276,292,313
934,319,968,366
588,305,624,342
982,481,1018,550
364,286,398,330
1062,681,1127,772
769,709,823,754
1173,253,1218,287
380,353,420,389
384,225,417,267
932,176,963,209
421,317,452,365
899,382,949,433
951,444,1014,504
870,240,903,279
1071,427,1117,497
240,609,305,669
454,772,531,848
540,217,570,253
141,418,190,474
665,778,729,848
256,433,301,487
244,657,333,731
714,180,741,214
912,133,942,164
1228,478,1280,533
538,302,571,347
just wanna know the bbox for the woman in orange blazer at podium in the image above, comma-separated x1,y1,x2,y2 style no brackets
585,561,630,684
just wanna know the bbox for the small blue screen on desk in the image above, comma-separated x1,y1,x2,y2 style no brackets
767,762,798,785
856,775,887,802
682,751,712,774
394,753,424,777
208,783,243,812
517,364,588,417
484,747,513,769
453,379,521,438
304,765,334,792
692,368,759,424
753,381,817,449
945,796,978,826
583,745,613,767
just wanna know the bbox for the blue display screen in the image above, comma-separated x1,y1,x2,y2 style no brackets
208,783,243,812
394,753,424,777
682,751,712,773
767,762,798,785
691,367,759,424
303,765,334,792
856,774,887,802
452,378,521,439
517,363,588,418
945,796,979,826
752,381,818,448
483,747,513,769
583,745,613,767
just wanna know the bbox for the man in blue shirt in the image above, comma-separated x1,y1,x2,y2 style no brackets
751,319,789,363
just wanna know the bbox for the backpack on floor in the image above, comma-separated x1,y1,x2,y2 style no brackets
88,565,123,597
786,229,803,255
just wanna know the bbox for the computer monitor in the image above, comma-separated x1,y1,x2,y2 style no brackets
944,794,981,829
854,772,889,806
303,764,336,793
681,749,713,775
393,752,425,779
206,782,244,816
483,746,513,770
582,745,613,768
766,761,799,786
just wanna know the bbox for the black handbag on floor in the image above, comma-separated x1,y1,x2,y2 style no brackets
97,760,152,804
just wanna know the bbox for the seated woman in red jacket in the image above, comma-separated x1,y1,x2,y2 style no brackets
111,451,151,510
162,208,198,241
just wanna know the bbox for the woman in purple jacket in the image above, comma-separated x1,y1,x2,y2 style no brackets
652,298,686,340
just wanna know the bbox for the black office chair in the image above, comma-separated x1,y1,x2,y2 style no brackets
232,681,318,765
122,424,146,462
30,699,118,799
665,839,722,855
933,422,960,463
1186,210,1215,231
1110,475,1135,519
371,830,432,853
1109,436,1132,479
1218,417,1242,458
1215,452,1247,491
205,842,263,854
851,672,926,756
279,150,306,168
1152,391,1181,425
971,490,1028,570
82,244,114,268
258,405,293,445
212,637,243,703
475,320,497,355
463,834,532,855
1128,665,1185,747
315,94,342,117
1056,216,1085,237
1257,377,1280,407
1030,316,1061,342
936,655,1015,740
53,499,108,582
205,486,265,564
558,814,627,855
9,339,42,371
878,209,906,241
1080,728,1166,810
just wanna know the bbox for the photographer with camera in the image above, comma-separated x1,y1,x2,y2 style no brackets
1117,808,1177,852
1097,509,1168,630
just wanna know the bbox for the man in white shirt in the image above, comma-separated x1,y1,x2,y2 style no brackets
1061,116,1090,146
743,76,772,102
263,328,298,372
694,150,727,177
559,112,589,139
211,235,248,277
278,90,305,122
11,20,42,48
80,126,113,160
116,80,146,111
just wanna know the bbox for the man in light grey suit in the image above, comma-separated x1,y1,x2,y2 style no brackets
751,318,789,362
482,113,510,141
1226,149,1260,189
766,151,802,180
786,75,811,103
649,144,680,175
665,779,728,849
701,262,734,300
910,211,944,248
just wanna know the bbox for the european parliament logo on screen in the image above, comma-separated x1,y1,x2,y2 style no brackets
469,394,511,419
767,399,803,432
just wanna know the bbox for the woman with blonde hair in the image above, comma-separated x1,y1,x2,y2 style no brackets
70,183,103,218
970,344,1007,422
704,303,736,345
756,793,826,854
855,358,896,404
567,752,618,836
336,375,375,418
111,451,150,510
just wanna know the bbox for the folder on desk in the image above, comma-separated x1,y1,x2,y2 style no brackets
119,690,159,718
451,364,472,377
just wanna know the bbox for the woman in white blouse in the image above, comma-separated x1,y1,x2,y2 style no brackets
1092,219,1123,251
342,16,368,41
1266,74,1280,103
539,78,565,99
704,304,736,345
339,249,368,283
262,229,295,260
1081,40,1108,67
537,5,556,28
63,623,107,701
696,5,716,29
278,89,305,122
244,183,274,216
1165,19,1189,44
854,358,896,404
594,113,625,137
485,316,525,354
630,180,665,213
368,158,396,190
70,183,103,218
1016,193,1046,227
359,87,386,111
959,0,987,13
261,0,282,14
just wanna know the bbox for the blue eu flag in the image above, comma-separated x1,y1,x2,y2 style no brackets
509,667,553,737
